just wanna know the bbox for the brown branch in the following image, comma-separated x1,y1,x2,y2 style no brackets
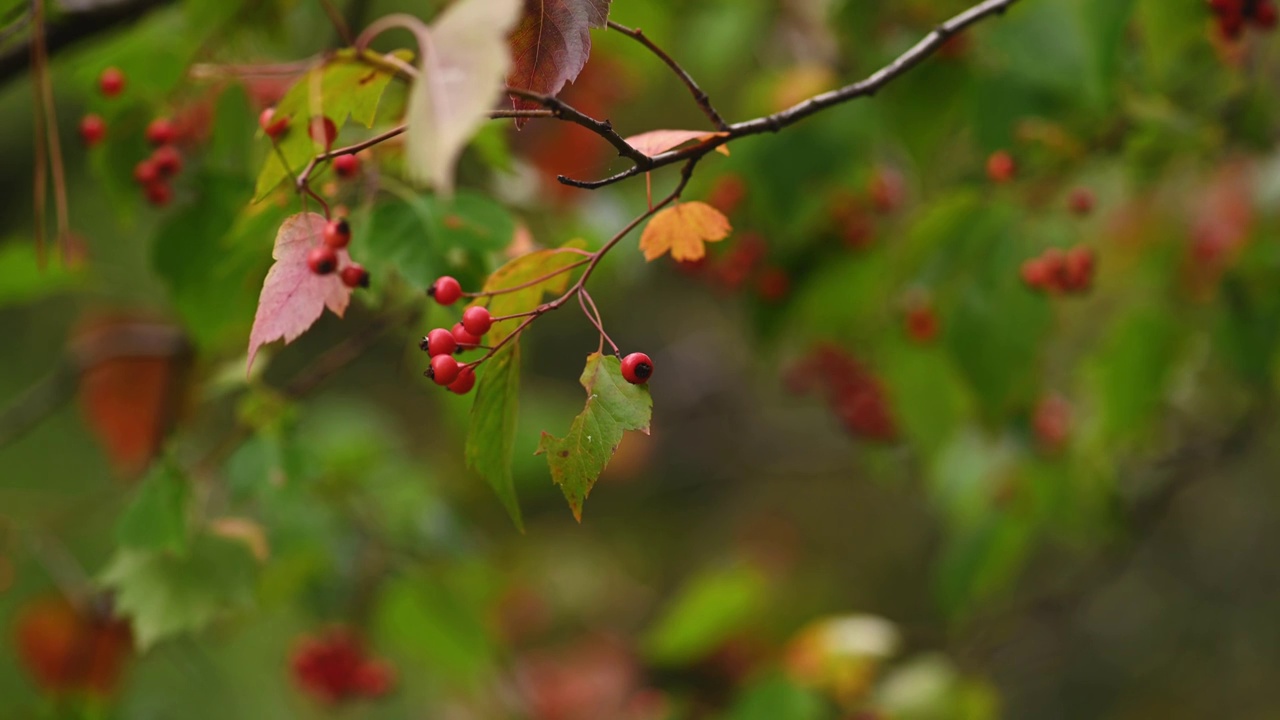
506,86,654,170
606,20,729,131
560,0,1021,189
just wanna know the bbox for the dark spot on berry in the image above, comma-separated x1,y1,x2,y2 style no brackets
423,367,435,379
419,337,430,352
634,362,653,379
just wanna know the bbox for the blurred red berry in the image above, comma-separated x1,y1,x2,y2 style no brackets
340,264,369,289
756,267,791,302
307,246,338,275
986,150,1016,183
98,67,125,97
905,304,939,343
13,595,132,698
334,153,360,178
143,182,172,207
144,118,176,147
1062,246,1096,292
323,219,351,250
133,159,159,185
707,174,747,216
869,166,905,213
260,108,289,139
79,114,106,146
291,629,394,704
1033,393,1072,451
1068,187,1095,216
151,145,182,177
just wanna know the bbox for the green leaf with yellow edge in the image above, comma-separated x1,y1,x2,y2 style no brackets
254,49,411,201
536,353,653,521
465,242,586,529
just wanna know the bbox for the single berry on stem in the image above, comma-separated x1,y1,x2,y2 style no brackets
429,354,460,386
340,264,369,289
448,367,476,395
462,306,493,337
424,328,457,357
144,182,172,207
323,218,351,250
451,322,480,349
79,114,106,146
621,352,654,385
133,159,159,185
986,150,1016,184
151,145,182,177
429,276,462,305
145,117,176,146
307,246,338,275
334,154,360,178
98,67,125,97
260,108,289,139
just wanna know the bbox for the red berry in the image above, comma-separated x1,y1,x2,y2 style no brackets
448,366,476,395
340,264,369,289
151,145,182,177
430,276,463,305
323,218,351,250
79,114,106,146
1255,0,1277,27
333,153,360,178
133,159,159,185
451,322,480,348
143,181,171,207
1063,246,1096,292
1209,0,1237,15
145,117,176,146
461,306,493,336
1040,247,1069,293
307,246,338,275
1033,393,1071,451
429,354,460,386
310,116,338,149
353,660,396,697
1020,257,1050,290
1220,12,1246,38
260,108,289,139
1068,187,1095,216
905,306,939,343
423,328,457,356
756,267,791,302
620,352,653,384
868,166,905,213
986,150,1016,184
98,67,125,97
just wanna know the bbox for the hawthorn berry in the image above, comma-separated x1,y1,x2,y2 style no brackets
98,67,125,97
429,276,463,305
1020,257,1050,290
79,114,106,146
448,366,476,395
1258,0,1278,28
462,306,493,336
334,153,360,178
1063,246,1095,291
310,116,338,149
451,322,481,348
424,328,457,356
757,267,791,302
986,150,1016,184
143,181,172,207
905,305,939,343
1040,247,1068,292
1068,187,1095,216
1033,393,1072,451
291,629,395,704
151,145,182,177
428,354,461,386
340,264,369,289
620,352,653,384
260,108,289,139
323,218,351,250
133,159,159,185
145,117,176,146
307,246,338,275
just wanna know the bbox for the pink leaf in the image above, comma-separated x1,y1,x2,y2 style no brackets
246,212,352,373
623,129,730,158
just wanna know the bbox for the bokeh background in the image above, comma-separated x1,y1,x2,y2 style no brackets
2,0,1280,718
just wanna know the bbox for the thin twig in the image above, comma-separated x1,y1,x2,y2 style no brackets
559,0,1021,189
318,0,352,45
507,86,653,170
579,288,619,355
607,20,729,131
462,258,590,299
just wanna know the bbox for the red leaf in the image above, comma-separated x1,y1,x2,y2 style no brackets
247,213,352,373
507,0,611,125
623,129,729,157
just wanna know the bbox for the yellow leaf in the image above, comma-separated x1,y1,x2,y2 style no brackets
639,202,733,262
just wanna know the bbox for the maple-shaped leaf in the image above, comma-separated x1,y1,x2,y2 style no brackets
247,213,352,373
507,0,612,124
406,0,522,193
466,242,586,530
639,201,733,262
537,352,652,521
624,129,730,157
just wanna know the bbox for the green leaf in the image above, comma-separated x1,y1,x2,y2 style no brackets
464,243,586,529
116,460,189,554
0,241,82,308
433,192,517,253
642,564,769,666
729,674,830,720
99,534,257,650
253,49,409,200
536,353,653,521
373,571,496,686
466,342,523,530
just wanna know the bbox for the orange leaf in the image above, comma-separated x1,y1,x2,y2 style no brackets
639,202,732,262
624,129,730,157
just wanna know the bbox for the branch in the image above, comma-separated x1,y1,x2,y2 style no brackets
506,86,654,170
560,0,1021,189
606,20,729,131
0,0,176,86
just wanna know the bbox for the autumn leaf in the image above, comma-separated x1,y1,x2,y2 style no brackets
537,353,652,521
624,129,730,157
639,201,732,262
507,0,612,125
405,0,522,193
246,213,352,373
466,242,586,530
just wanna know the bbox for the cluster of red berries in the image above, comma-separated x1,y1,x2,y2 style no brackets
1210,0,1277,39
307,218,369,289
784,344,897,442
133,118,183,206
419,276,486,395
77,67,124,147
13,594,133,698
826,166,906,252
677,233,791,302
1020,245,1097,294
290,628,395,705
